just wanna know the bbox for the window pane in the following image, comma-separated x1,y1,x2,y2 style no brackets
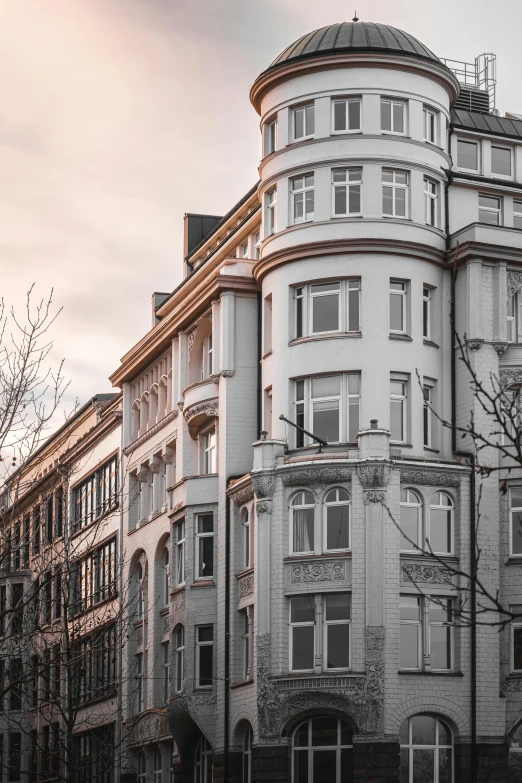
400,624,419,668
348,100,361,130
383,186,393,214
305,105,315,135
390,398,404,441
295,109,304,139
325,593,351,621
400,505,419,549
341,749,353,780
198,515,213,534
313,750,336,779
400,748,409,783
348,398,360,442
381,101,391,131
293,750,309,783
400,595,420,621
293,508,314,553
305,190,314,218
458,139,478,169
311,375,340,398
348,288,360,332
327,623,350,668
291,597,315,623
479,194,500,210
512,511,522,554
313,402,339,442
199,537,213,577
412,748,435,782
334,187,347,215
327,505,349,550
199,645,213,686
390,293,404,331
334,101,346,131
349,186,361,214
514,627,522,669
430,624,451,669
292,626,314,670
312,717,338,746
393,102,404,132
412,715,436,745
294,192,304,221
395,187,406,216
492,146,511,176
511,487,522,508
429,508,451,553
480,208,500,225
312,294,339,333
198,626,213,643
438,749,452,783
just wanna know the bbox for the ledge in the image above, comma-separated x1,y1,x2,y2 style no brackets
231,679,254,690
423,339,439,348
284,552,350,562
190,580,215,589
289,332,362,347
389,333,413,342
235,567,254,580
170,585,186,597
505,558,522,566
423,447,441,454
398,670,464,676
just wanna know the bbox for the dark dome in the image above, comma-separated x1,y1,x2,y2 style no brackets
270,22,439,69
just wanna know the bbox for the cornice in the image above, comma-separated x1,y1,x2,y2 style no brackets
250,52,459,113
123,409,179,456
253,237,445,283
446,232,522,267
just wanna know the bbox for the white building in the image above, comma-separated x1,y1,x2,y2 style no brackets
109,19,522,783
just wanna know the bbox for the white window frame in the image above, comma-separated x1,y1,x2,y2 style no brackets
381,99,406,135
399,594,422,671
265,189,276,236
457,138,480,173
195,513,214,580
323,593,352,672
163,547,170,606
310,374,341,444
289,593,352,673
137,751,147,783
292,103,315,141
509,488,522,557
195,625,213,689
294,279,361,339
291,173,315,224
242,726,253,783
291,718,353,783
290,491,315,555
289,596,316,673
174,625,184,693
323,487,351,553
203,428,217,474
400,595,454,672
423,287,432,340
332,168,362,217
390,376,408,443
514,201,522,230
427,597,454,672
479,193,502,225
254,231,261,259
331,97,361,134
293,373,361,448
175,521,185,587
512,612,522,672
382,169,408,218
162,640,170,703
241,241,249,258
423,107,437,143
428,491,454,556
400,716,453,783
491,144,513,179
390,280,407,334
242,610,251,680
400,489,422,553
153,747,162,783
424,178,438,227
135,652,144,713
263,118,277,156
423,381,434,448
241,508,251,569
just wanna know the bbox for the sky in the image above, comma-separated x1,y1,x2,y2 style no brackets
1,0,521,417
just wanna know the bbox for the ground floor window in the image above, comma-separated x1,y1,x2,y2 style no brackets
292,716,353,782
194,735,213,783
242,725,253,783
74,724,115,783
399,715,452,782
509,723,522,780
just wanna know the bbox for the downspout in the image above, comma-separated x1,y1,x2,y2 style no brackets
257,292,262,439
447,127,477,779
116,424,125,783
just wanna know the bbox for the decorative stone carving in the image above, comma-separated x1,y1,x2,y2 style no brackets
187,327,198,360
493,341,509,356
507,271,522,301
357,462,391,489
257,629,384,740
363,490,386,504
467,338,484,351
162,615,170,635
239,574,254,598
256,499,272,516
402,563,452,584
149,462,161,474
171,502,184,515
221,369,235,378
252,472,275,499
292,561,345,583
137,467,149,483
161,452,175,464
128,711,170,746
500,367,522,390
171,590,185,617
184,398,219,438
136,626,144,647
231,485,255,507
400,469,461,487
280,466,352,487
503,678,522,694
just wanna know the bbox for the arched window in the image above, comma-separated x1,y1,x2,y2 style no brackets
291,491,315,554
400,489,422,551
399,715,452,782
242,509,250,569
174,625,184,693
429,493,453,555
194,735,213,783
163,547,170,606
292,717,353,782
242,725,253,783
136,563,144,618
509,723,522,778
324,488,351,552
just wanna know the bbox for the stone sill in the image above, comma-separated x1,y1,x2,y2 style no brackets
170,585,186,597
423,339,440,348
505,558,522,566
389,333,413,342
398,670,464,676
190,580,215,589
235,567,254,580
284,552,350,562
289,332,362,347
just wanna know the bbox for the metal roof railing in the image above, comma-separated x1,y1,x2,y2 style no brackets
441,53,497,112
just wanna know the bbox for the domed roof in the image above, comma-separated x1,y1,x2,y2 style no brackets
269,22,439,69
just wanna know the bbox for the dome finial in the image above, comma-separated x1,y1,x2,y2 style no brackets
352,10,359,22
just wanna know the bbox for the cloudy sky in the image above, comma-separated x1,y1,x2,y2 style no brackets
1,0,520,414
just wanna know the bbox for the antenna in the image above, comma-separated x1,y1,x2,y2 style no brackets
352,10,359,22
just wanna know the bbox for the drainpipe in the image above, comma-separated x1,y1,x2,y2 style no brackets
116,426,125,783
447,142,477,779
257,293,262,439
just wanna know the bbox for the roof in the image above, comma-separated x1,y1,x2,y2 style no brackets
269,22,440,70
451,108,522,141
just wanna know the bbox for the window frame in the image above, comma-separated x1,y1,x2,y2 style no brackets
162,640,170,703
479,193,502,226
424,178,438,227
72,455,118,534
266,189,276,236
175,520,185,587
332,167,362,217
491,144,513,179
423,287,432,340
293,279,361,339
331,97,362,134
423,381,434,448
323,487,351,553
323,593,352,672
289,593,352,674
291,717,353,783
382,169,409,219
241,507,251,570
291,173,315,224
293,373,361,448
195,512,214,580
509,488,522,557
242,725,253,783
290,491,316,555
514,200,522,230
289,595,316,673
390,376,408,443
242,610,251,681
292,103,315,141
423,107,437,144
389,280,407,334
263,117,277,156
457,138,480,173
400,716,453,783
428,491,454,556
195,624,213,689
203,428,217,474
174,625,185,693
381,98,406,135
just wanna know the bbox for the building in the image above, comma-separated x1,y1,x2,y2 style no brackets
0,393,121,781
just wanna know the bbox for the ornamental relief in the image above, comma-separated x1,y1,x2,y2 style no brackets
291,561,346,583
402,563,452,585
500,367,522,390
400,469,461,488
357,462,391,490
252,472,275,499
507,271,522,302
129,711,170,746
183,398,219,424
279,466,352,488
231,485,255,507
239,574,254,598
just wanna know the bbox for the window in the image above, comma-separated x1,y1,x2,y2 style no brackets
241,241,249,258
390,378,408,442
135,652,144,713
136,563,144,618
491,144,512,177
457,138,479,171
290,594,351,672
292,717,353,782
400,489,421,551
254,231,261,260
71,538,117,614
293,104,315,140
73,456,118,532
204,429,217,473
194,736,213,783
294,373,360,447
390,280,407,333
162,640,170,703
424,179,438,226
332,98,361,133
510,487,522,556
46,495,53,542
43,572,52,624
242,611,251,680
266,189,276,235
291,491,315,554
33,506,40,555
400,596,453,671
514,200,522,230
137,751,146,783
175,522,185,586
423,107,436,143
423,382,434,448
242,725,253,783
264,118,277,155
71,624,117,705
383,170,408,217
154,747,163,783
22,515,30,567
324,488,351,552
513,608,522,672
510,724,522,778
11,583,24,634
423,287,432,340
507,290,522,342
0,586,5,637
9,658,23,710
291,174,314,223
195,625,213,688
400,715,453,782
8,732,21,782
429,492,453,555
332,168,362,216
381,99,405,133
479,194,501,225
263,294,272,354
73,724,115,783
174,625,184,693
294,280,360,339
242,508,251,569
163,548,170,606
196,513,214,579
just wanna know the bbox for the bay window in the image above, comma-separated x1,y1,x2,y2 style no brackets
291,173,314,223
332,98,361,132
332,168,362,216
294,279,360,339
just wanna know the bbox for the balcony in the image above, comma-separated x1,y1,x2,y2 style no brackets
182,377,219,439
450,223,522,256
